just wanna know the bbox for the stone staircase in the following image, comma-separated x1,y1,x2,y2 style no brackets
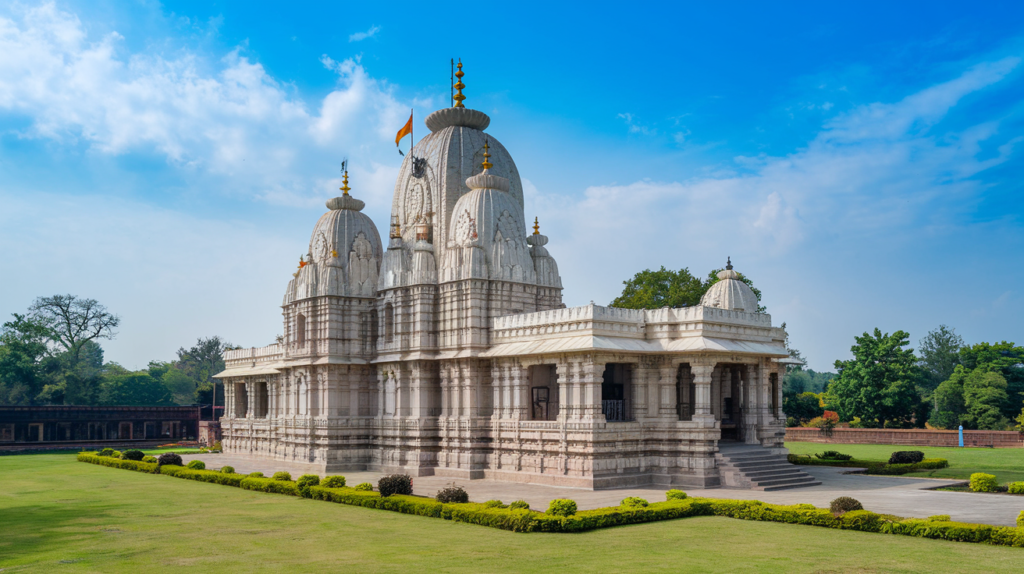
715,442,821,491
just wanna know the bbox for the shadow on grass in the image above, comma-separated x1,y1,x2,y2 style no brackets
0,502,116,568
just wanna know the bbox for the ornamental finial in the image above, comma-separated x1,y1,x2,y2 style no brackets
453,60,466,108
726,256,733,270
481,140,492,170
340,170,351,196
533,217,540,235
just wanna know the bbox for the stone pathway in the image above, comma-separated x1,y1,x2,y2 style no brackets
178,453,1024,527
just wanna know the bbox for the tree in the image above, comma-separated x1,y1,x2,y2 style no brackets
0,314,53,405
176,336,230,406
610,265,765,311
929,366,968,429
783,392,824,423
918,325,963,392
826,329,925,428
161,366,198,405
962,370,1010,430
98,372,173,406
610,267,707,309
27,295,119,404
958,341,1024,420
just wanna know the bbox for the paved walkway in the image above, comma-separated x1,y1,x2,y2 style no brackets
179,453,1024,527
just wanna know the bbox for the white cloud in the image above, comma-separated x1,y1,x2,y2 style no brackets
0,3,411,211
349,25,380,42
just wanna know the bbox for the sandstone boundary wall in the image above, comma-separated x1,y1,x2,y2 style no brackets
785,427,1023,448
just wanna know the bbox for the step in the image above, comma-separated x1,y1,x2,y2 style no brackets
761,480,822,491
716,444,820,491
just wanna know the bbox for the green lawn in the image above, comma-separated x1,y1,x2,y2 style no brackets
786,442,1024,483
2,455,1022,573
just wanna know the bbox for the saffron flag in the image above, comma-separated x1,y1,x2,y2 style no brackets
395,111,413,147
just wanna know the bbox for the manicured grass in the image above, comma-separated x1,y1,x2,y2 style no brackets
786,442,1024,483
2,455,1022,573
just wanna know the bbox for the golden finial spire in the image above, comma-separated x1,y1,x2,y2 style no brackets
481,140,492,170
533,217,540,235
453,59,466,108
340,170,351,196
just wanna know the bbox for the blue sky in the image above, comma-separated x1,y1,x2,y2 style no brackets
1,1,1022,371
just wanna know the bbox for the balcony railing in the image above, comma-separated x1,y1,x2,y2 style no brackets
602,400,629,422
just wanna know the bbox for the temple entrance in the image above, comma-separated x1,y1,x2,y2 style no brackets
716,364,746,441
528,364,559,420
601,364,633,422
677,364,695,421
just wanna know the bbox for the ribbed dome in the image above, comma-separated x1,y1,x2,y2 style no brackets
700,265,760,313
440,177,535,284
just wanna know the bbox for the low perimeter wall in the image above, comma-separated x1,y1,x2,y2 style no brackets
785,427,1023,448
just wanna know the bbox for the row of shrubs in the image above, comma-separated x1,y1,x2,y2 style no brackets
969,473,1024,494
788,453,949,475
77,452,1024,546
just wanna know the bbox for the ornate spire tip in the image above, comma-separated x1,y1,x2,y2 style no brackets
533,217,540,235
453,59,466,108
340,170,351,196
481,140,492,170
726,256,733,270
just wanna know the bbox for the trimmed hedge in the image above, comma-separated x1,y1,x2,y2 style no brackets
77,453,1024,547
666,489,688,501
321,476,346,488
187,460,206,470
241,477,300,496
788,454,949,475
889,451,925,465
1008,482,1024,495
1019,511,1024,529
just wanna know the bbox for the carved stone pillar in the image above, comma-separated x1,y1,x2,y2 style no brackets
578,357,604,421
555,361,570,421
659,360,680,419
691,362,716,424
510,364,527,420
244,381,254,419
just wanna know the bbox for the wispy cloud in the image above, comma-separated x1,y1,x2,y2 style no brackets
349,25,380,42
617,112,656,135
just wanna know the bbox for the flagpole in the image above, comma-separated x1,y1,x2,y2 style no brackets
450,58,454,107
410,108,413,159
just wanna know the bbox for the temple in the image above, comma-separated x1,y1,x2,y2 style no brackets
215,64,809,489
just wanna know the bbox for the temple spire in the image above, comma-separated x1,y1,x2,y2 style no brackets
533,217,540,235
481,140,492,170
453,60,466,108
340,170,351,196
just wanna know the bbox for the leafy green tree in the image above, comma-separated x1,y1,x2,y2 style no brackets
826,329,925,428
610,265,764,311
917,325,963,392
161,366,197,405
0,314,53,405
962,370,1010,430
958,341,1023,420
98,372,173,406
929,366,968,429
783,392,824,423
609,267,707,309
176,337,230,406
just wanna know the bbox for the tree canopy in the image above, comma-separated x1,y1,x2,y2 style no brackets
825,329,925,428
610,266,764,311
917,325,963,392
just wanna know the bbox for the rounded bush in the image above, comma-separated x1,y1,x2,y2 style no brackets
1018,510,1024,529
666,489,688,501
927,515,951,522
508,500,530,511
142,456,157,463
186,460,206,470
121,449,145,461
110,450,123,459
272,471,292,481
1006,481,1024,495
321,476,346,488
546,498,577,517
297,474,321,489
220,465,235,474
435,486,469,504
353,482,373,492
248,471,264,478
378,474,413,498
483,499,507,509
157,453,183,467
621,497,649,508
888,451,925,465
98,448,115,457
829,496,863,515
970,472,998,493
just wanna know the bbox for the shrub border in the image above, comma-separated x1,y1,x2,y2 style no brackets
788,455,949,475
77,453,1023,547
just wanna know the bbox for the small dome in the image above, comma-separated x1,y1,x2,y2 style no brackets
440,171,535,284
700,260,759,312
